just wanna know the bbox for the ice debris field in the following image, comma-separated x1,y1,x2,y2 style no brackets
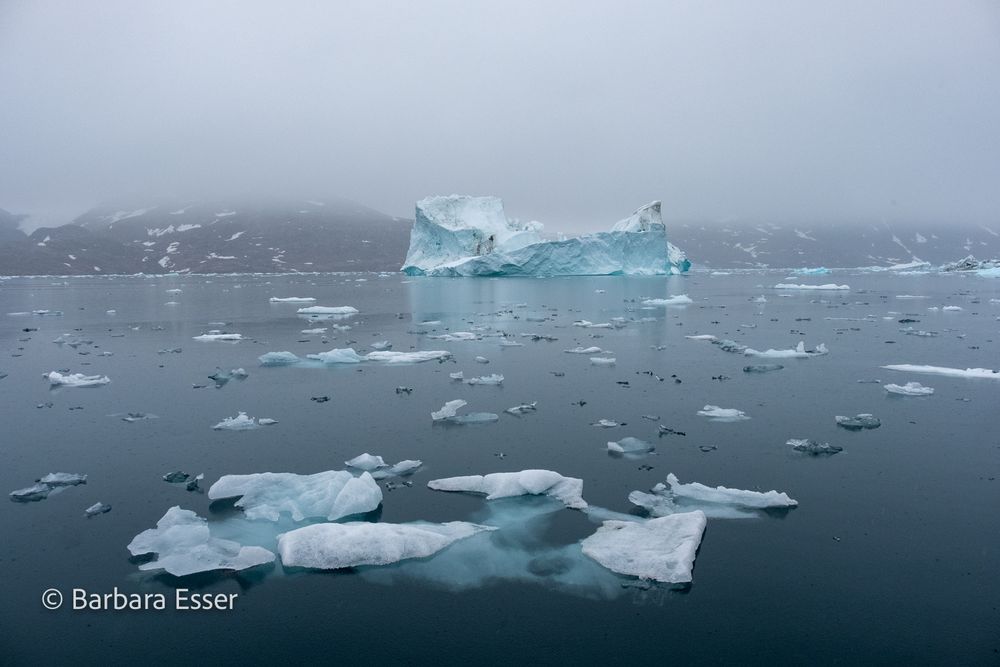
2,258,999,606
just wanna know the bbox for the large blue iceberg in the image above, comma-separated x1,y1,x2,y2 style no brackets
401,195,690,277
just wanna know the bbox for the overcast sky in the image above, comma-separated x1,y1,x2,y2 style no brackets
1,0,998,231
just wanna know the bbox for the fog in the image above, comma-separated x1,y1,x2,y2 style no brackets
1,0,998,232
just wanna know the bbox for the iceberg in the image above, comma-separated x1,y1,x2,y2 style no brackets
427,470,587,509
665,473,798,509
46,371,110,387
127,506,275,577
208,470,382,522
881,364,1000,380
276,521,496,570
580,512,706,583
400,196,690,276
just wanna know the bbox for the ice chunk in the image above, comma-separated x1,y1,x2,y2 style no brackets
344,453,387,472
301,327,327,334
127,506,275,577
46,371,110,387
427,470,587,509
590,357,616,366
449,371,464,380
212,412,271,430
580,512,706,583
277,521,496,570
744,341,828,358
607,437,653,454
296,306,358,315
258,351,302,366
665,473,797,508
881,364,1000,380
371,460,423,479
269,297,315,303
505,402,537,415
465,373,504,386
564,346,608,354
370,341,392,350
306,348,365,364
428,331,479,342
787,438,843,455
193,332,243,342
697,405,750,421
743,364,784,373
208,471,382,522
401,196,690,276
835,414,881,430
39,472,87,486
773,283,849,290
432,399,467,421
592,419,620,428
9,483,53,502
364,350,452,364
641,295,693,306
85,502,112,517
885,382,934,396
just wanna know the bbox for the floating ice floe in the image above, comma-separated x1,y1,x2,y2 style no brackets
564,346,608,354
193,331,243,342
787,438,843,455
400,196,689,277
208,470,382,522
430,399,498,424
592,419,620,428
465,373,504,386
573,320,614,329
884,382,934,396
773,283,850,290
580,512,706,584
743,341,828,359
590,357,616,366
258,351,302,366
46,371,110,387
835,414,881,430
269,297,316,303
881,364,1000,380
665,473,797,509
212,412,276,430
641,295,693,306
277,521,496,570
428,331,479,342
296,305,358,315
10,472,88,503
127,506,275,577
697,405,750,421
85,502,112,517
792,267,830,275
300,327,327,334
607,437,654,455
428,470,587,509
505,402,537,415
307,348,365,364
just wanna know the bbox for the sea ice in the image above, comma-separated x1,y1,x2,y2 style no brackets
505,402,537,415
580,512,706,583
787,438,843,455
193,332,243,342
884,382,934,396
39,472,88,486
85,502,112,517
208,470,382,522
127,506,275,577
400,196,689,277
881,364,1000,380
697,405,750,421
432,399,467,421
306,348,365,364
212,412,272,430
277,521,496,570
258,351,302,366
269,297,316,303
743,341,828,358
465,373,504,386
607,437,653,454
46,371,110,387
428,470,588,509
590,357,616,366
564,346,607,354
9,483,53,502
773,283,850,290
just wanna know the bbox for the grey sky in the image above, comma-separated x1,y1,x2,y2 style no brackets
1,0,998,232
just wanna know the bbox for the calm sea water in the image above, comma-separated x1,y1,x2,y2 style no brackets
1,271,997,665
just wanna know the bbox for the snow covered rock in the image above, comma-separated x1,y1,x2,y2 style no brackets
276,521,495,570
427,470,587,509
127,506,274,577
580,511,706,583
401,196,689,277
208,470,382,521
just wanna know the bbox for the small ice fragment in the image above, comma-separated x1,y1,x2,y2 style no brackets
269,297,316,302
163,471,191,483
300,328,327,334
884,382,934,396
607,437,653,454
564,346,606,354
449,371,464,380
640,295,693,306
371,460,423,479
465,373,504,386
345,453,388,472
880,364,1000,380
193,332,243,342
307,348,365,364
835,414,881,430
787,438,843,455
505,402,537,415
85,502,111,517
39,472,87,486
666,473,797,508
208,471,382,521
474,356,489,364
427,470,587,509
212,412,261,430
258,351,302,366
773,283,850,290
697,405,749,421
590,357,616,366
9,483,52,502
296,306,358,315
432,400,467,421
46,371,110,387
370,341,392,350
581,511,706,583
258,418,278,426
592,419,620,428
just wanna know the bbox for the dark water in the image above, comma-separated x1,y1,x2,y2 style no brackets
1,271,998,665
